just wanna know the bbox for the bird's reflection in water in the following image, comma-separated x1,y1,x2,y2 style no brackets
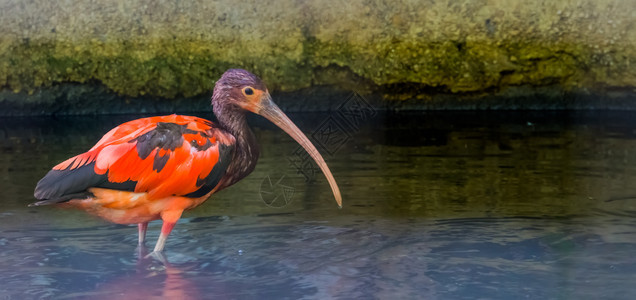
89,246,200,300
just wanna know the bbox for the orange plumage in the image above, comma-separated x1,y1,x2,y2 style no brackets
51,115,233,199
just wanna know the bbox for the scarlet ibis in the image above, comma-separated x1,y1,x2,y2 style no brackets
32,69,342,253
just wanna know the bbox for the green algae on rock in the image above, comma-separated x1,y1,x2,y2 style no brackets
0,0,635,101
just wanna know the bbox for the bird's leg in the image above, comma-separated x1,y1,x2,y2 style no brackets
153,222,176,253
152,210,183,253
138,222,148,245
136,222,150,260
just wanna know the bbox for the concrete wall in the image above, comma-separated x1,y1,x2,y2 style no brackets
1,0,634,101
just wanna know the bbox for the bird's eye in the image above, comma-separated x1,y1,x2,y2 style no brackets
243,87,254,96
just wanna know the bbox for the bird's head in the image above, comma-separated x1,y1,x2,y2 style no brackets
212,69,342,208
212,69,269,114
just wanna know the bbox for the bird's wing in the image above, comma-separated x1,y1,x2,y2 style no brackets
34,115,235,203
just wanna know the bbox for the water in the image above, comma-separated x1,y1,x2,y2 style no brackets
2,110,636,299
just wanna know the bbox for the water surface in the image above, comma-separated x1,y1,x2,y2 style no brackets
1,110,636,299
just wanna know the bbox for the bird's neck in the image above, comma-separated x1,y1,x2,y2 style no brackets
215,106,260,188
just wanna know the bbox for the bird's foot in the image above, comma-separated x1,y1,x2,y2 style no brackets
144,250,168,265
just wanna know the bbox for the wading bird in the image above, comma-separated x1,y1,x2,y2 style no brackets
32,69,342,254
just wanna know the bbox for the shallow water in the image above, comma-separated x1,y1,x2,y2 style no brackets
2,110,636,299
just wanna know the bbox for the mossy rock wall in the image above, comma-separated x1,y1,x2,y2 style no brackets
1,0,635,101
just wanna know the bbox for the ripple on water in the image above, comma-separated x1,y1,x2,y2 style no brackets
3,111,636,299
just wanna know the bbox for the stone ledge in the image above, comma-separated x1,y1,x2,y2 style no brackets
0,0,634,105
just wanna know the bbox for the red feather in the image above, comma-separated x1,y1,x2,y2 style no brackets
51,114,234,200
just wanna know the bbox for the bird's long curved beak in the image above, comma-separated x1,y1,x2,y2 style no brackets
257,94,342,208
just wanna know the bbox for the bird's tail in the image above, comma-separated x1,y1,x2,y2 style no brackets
29,192,92,207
